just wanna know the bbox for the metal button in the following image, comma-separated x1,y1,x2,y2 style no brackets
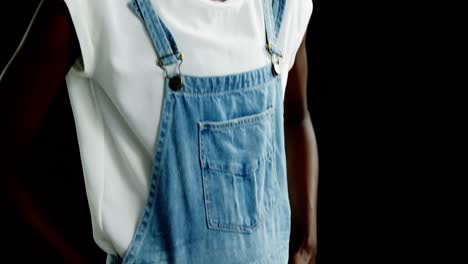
272,63,280,76
169,75,182,91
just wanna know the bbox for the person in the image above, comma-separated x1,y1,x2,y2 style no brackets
0,0,318,263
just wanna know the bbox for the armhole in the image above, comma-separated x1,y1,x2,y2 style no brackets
62,0,95,77
286,0,313,71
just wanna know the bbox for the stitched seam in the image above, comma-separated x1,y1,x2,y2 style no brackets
199,106,274,129
175,76,277,97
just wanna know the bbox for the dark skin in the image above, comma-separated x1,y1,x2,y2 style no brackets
0,0,318,263
0,1,84,263
285,30,318,264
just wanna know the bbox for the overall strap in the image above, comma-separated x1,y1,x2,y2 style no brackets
129,0,284,77
263,0,284,76
263,0,283,57
128,0,181,67
272,0,286,40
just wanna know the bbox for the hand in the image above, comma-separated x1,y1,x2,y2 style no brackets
289,239,317,264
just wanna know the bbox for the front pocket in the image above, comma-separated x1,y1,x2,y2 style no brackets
198,106,277,233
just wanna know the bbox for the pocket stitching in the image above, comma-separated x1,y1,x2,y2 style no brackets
205,155,277,233
198,107,277,233
198,105,274,130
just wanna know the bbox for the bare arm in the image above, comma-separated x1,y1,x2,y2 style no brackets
284,32,319,264
0,0,82,262
0,0,79,145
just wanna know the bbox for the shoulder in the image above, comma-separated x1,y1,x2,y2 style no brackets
61,0,132,76
277,0,313,71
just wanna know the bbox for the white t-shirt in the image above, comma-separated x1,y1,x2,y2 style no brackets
63,0,312,257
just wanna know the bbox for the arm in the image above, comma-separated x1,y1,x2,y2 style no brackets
0,0,83,262
284,32,319,264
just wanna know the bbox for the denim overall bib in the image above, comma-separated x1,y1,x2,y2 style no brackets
107,0,290,263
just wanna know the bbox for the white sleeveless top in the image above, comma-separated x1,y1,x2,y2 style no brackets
63,0,312,257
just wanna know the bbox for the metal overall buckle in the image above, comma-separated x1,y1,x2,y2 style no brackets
266,43,282,76
157,52,184,91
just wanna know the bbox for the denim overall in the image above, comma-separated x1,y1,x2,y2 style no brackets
107,0,290,263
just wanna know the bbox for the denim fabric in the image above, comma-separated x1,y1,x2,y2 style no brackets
128,0,181,66
106,0,290,263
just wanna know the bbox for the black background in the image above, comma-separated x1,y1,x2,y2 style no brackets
1,0,338,263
